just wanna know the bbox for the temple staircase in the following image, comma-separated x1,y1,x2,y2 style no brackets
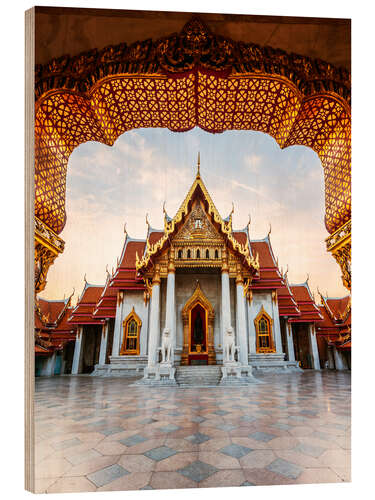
175,365,222,387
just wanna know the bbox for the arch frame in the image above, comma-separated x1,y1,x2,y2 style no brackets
254,305,275,354
120,306,142,355
181,282,216,365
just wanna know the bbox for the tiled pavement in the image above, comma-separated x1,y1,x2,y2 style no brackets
34,371,351,493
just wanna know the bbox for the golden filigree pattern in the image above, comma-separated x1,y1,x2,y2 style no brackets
35,71,350,236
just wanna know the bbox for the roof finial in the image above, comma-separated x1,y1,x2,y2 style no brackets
268,223,272,237
106,264,110,277
306,273,309,284
123,222,127,235
247,213,251,229
230,201,234,217
145,213,150,228
84,273,87,284
284,264,289,278
163,201,167,216
197,151,200,178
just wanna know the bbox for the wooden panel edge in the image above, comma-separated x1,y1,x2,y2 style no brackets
25,6,35,494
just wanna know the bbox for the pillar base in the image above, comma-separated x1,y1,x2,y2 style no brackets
220,364,261,385
136,364,177,386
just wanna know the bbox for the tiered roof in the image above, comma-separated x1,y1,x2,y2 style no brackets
68,282,105,325
35,295,76,355
289,281,324,323
135,168,259,275
49,164,327,328
277,272,301,318
249,234,283,290
316,295,351,349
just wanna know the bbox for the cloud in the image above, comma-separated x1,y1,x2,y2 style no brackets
39,128,346,300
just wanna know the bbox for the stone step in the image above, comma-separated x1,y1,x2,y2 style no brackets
175,366,222,386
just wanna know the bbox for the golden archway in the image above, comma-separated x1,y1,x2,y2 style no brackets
120,307,142,355
33,16,351,292
254,306,275,354
181,282,216,365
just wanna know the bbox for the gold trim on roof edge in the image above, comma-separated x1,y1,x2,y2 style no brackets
136,170,260,274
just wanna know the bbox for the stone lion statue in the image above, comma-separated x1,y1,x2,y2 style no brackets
161,328,172,364
223,326,236,363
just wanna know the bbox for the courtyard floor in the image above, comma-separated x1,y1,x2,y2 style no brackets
34,371,351,493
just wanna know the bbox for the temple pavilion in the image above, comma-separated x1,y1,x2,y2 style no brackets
35,161,351,380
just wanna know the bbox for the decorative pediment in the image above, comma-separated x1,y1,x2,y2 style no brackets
173,201,223,242
136,164,259,275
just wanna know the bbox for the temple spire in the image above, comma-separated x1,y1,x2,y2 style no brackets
196,151,201,178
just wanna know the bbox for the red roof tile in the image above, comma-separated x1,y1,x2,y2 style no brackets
119,240,146,268
232,231,248,246
289,283,323,323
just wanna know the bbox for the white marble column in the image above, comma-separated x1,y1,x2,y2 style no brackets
221,253,232,337
308,323,321,370
165,258,176,346
286,322,296,361
247,300,257,355
235,270,248,365
43,351,57,376
147,267,161,367
72,326,84,374
98,322,109,365
333,346,347,370
327,346,335,369
271,292,283,354
112,291,124,356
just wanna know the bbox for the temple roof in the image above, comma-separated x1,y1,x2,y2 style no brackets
249,234,283,289
289,281,323,323
277,273,301,318
35,297,77,355
136,164,259,275
68,281,105,325
316,294,351,346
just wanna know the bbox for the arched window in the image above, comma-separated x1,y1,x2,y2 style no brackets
120,308,142,355
206,249,210,259
254,307,275,353
187,249,191,259
196,249,200,259
215,249,219,259
178,249,183,259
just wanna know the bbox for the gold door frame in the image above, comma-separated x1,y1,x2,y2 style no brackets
181,282,216,365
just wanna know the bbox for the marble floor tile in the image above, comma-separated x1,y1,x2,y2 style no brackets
34,371,351,493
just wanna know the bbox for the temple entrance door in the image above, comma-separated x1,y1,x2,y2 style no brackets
189,303,208,365
181,282,216,366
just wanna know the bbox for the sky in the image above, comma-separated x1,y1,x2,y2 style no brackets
39,127,347,304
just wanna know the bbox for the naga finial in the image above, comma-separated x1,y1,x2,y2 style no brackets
145,213,150,228
284,264,289,278
306,273,309,284
247,213,251,229
84,273,87,284
123,222,127,235
197,151,200,177
268,223,272,237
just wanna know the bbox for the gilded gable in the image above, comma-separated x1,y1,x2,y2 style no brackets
173,201,222,243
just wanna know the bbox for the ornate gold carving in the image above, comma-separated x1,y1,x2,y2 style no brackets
143,278,152,305
136,173,259,276
181,282,216,365
326,219,351,290
153,264,161,285
120,307,142,355
243,278,253,303
35,17,350,104
254,306,276,354
34,216,65,293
